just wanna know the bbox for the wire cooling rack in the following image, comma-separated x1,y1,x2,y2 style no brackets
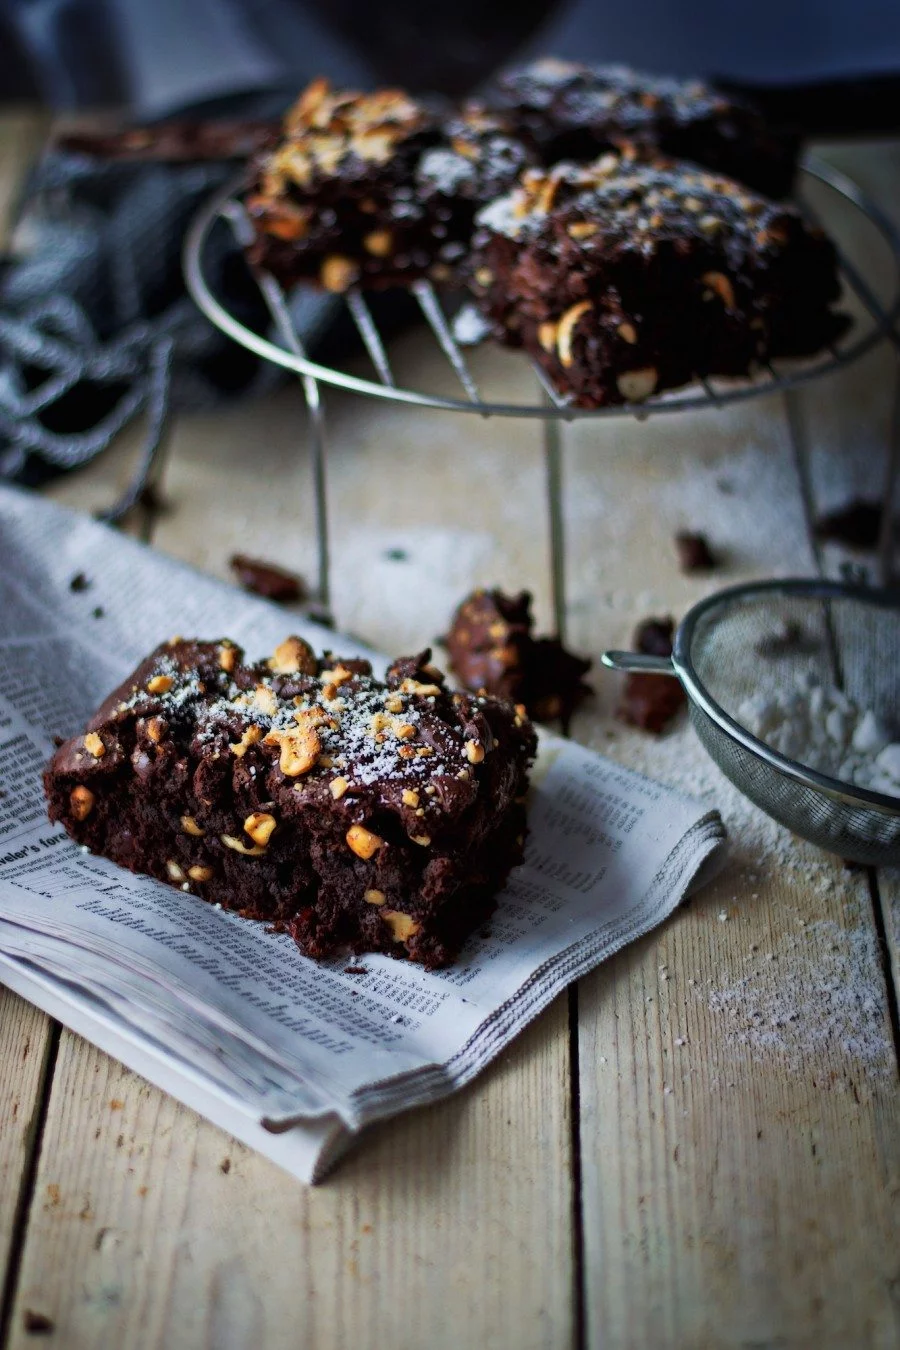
184,156,900,631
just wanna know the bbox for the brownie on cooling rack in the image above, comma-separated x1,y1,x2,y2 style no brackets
245,78,440,291
245,79,535,291
487,58,798,199
445,588,591,726
468,154,847,409
413,104,537,283
44,637,536,969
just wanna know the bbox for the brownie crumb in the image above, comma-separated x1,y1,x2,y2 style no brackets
813,499,882,549
633,616,676,659
23,1310,55,1335
675,531,716,573
616,615,687,734
344,965,368,975
219,1158,232,1174
69,572,91,592
230,555,307,604
445,588,591,726
92,606,105,620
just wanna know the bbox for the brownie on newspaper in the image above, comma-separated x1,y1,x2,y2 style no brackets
44,637,536,969
468,154,847,408
487,58,798,198
245,79,535,291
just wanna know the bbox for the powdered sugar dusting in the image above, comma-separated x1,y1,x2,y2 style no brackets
739,672,900,796
701,897,893,1075
417,148,476,196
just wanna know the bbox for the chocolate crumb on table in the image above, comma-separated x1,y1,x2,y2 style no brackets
229,555,306,604
616,615,687,734
813,499,883,549
44,638,536,969
22,1310,55,1335
445,588,591,726
486,59,799,198
69,572,91,592
469,153,847,409
675,531,716,573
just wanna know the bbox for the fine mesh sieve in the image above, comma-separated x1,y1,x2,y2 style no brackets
602,578,900,866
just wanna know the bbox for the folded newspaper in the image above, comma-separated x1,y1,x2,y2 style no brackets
0,486,726,1181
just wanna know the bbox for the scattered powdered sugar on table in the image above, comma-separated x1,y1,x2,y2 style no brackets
700,897,893,1076
738,672,900,796
594,720,893,1076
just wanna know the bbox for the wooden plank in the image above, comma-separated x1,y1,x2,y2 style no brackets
7,996,572,1350
567,143,900,1343
799,137,900,1119
0,105,59,1337
9,346,576,1347
0,1001,54,1299
0,99,174,1333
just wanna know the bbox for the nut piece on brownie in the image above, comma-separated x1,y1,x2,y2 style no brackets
487,58,798,198
445,588,591,726
43,638,536,969
469,153,847,408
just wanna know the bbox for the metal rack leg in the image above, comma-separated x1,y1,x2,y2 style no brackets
302,375,331,623
542,408,567,642
787,364,900,591
783,385,846,681
217,200,333,623
783,387,821,566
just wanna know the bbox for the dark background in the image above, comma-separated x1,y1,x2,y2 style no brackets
0,0,899,134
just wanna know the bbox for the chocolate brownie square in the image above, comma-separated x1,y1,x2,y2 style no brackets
245,80,535,291
469,153,847,408
488,58,798,198
44,637,536,969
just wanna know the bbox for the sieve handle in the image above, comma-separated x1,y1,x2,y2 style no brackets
601,650,677,675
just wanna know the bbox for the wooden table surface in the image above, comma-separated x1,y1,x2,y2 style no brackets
0,114,899,1350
